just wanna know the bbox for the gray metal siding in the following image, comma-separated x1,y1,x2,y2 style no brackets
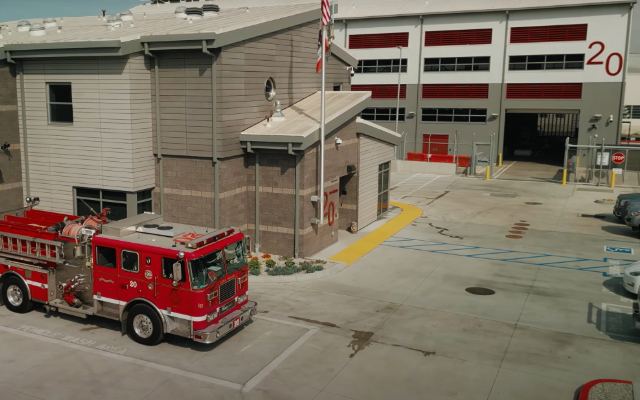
17,55,154,214
216,21,352,159
358,134,393,229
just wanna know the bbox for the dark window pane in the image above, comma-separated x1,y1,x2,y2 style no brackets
474,57,490,64
565,62,583,69
454,115,469,122
77,198,100,217
457,57,473,64
422,115,437,122
377,194,383,216
441,58,455,64
456,64,473,71
103,201,128,221
439,115,453,122
137,201,152,215
381,190,389,213
390,66,399,73
424,65,439,72
401,60,408,66
122,251,139,273
546,55,564,62
509,64,526,71
424,58,439,65
510,56,527,63
379,60,392,66
440,64,455,71
50,104,73,123
471,109,487,116
400,66,408,73
377,114,391,121
528,55,545,62
77,188,100,199
96,246,116,268
362,114,375,121
566,54,584,62
362,60,376,66
380,66,392,73
470,116,487,122
363,67,376,73
546,62,564,70
423,108,437,114
527,63,544,70
102,190,127,202
440,109,454,115
137,189,153,201
474,64,490,71
49,84,72,103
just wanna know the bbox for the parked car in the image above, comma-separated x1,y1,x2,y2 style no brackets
574,379,634,400
623,262,640,295
625,203,640,231
614,193,640,222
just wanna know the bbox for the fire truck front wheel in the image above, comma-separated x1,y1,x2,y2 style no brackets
2,276,34,314
126,304,164,346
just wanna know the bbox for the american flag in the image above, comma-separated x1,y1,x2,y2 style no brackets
317,0,331,72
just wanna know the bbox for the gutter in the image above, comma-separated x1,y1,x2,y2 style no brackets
6,52,30,198
202,40,220,229
144,43,164,216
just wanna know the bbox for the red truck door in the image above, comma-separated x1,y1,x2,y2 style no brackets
93,245,120,304
156,257,192,322
117,249,150,305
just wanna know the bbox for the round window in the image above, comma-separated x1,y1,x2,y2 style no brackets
265,77,276,101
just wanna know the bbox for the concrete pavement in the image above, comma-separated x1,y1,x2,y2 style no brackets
2,172,640,399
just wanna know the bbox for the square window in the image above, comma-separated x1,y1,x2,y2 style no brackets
96,246,116,268
50,104,74,123
122,250,139,273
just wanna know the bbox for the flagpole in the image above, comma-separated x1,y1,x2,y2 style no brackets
319,23,326,224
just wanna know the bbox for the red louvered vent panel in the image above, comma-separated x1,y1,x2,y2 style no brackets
349,33,409,49
424,29,492,46
510,24,587,43
352,85,407,99
506,83,582,99
422,84,489,99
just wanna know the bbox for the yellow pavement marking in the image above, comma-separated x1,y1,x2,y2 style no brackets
329,201,423,266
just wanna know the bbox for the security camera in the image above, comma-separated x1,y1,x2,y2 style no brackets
347,66,355,77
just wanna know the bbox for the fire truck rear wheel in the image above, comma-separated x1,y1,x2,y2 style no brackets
127,304,164,346
2,277,34,314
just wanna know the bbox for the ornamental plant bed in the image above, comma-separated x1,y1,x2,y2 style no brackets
247,253,333,276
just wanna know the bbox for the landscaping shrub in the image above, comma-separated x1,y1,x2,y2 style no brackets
248,259,261,275
265,259,276,269
266,265,301,276
300,263,324,273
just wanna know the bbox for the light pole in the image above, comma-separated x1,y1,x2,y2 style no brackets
395,45,402,134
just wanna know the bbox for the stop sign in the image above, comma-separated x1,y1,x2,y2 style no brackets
612,152,626,164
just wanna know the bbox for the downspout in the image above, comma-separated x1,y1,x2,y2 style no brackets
412,16,424,155
6,52,30,198
246,143,259,252
202,41,220,228
144,43,164,216
617,3,634,145
289,143,300,258
343,20,348,48
497,11,510,159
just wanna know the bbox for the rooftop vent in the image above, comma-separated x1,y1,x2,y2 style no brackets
106,15,123,27
29,23,46,37
120,9,134,21
202,3,220,17
17,20,31,32
136,224,182,238
43,17,57,29
185,7,204,19
175,6,187,19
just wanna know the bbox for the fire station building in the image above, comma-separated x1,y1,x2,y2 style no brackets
0,3,400,257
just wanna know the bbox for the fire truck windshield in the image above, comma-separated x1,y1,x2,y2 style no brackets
224,239,247,274
188,249,226,289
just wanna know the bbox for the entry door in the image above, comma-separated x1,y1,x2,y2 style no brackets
422,134,449,155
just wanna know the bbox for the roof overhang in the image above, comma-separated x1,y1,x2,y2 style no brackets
356,117,401,146
331,44,358,67
240,93,371,152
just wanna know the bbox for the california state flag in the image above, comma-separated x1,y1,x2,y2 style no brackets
316,25,330,73
316,0,331,73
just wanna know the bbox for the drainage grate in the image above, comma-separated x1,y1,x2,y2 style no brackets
465,287,495,296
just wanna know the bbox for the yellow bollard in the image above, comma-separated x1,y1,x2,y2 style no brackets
611,170,616,188
562,169,567,185
485,166,491,181
498,153,503,167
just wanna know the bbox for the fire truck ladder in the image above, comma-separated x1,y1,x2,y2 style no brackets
0,232,64,263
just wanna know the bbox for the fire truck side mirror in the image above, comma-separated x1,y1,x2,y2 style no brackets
173,261,183,285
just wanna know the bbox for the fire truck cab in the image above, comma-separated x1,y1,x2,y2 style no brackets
0,202,257,346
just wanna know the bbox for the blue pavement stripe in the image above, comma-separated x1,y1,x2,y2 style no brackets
384,236,640,276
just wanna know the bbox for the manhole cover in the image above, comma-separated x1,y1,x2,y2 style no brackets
525,202,542,205
465,287,495,296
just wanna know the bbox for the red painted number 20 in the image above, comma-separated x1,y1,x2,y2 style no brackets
588,41,623,76
323,192,336,226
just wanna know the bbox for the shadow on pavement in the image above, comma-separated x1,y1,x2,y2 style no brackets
588,301,640,344
601,224,638,238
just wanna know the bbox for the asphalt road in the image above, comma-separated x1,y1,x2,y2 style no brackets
1,172,640,400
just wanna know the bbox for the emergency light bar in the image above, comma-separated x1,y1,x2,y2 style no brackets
184,228,236,249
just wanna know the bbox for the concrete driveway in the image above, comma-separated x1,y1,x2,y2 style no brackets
1,173,640,400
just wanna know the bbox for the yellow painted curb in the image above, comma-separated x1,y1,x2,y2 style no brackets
329,201,423,266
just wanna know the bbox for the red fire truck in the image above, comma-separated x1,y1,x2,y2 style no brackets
0,198,257,346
